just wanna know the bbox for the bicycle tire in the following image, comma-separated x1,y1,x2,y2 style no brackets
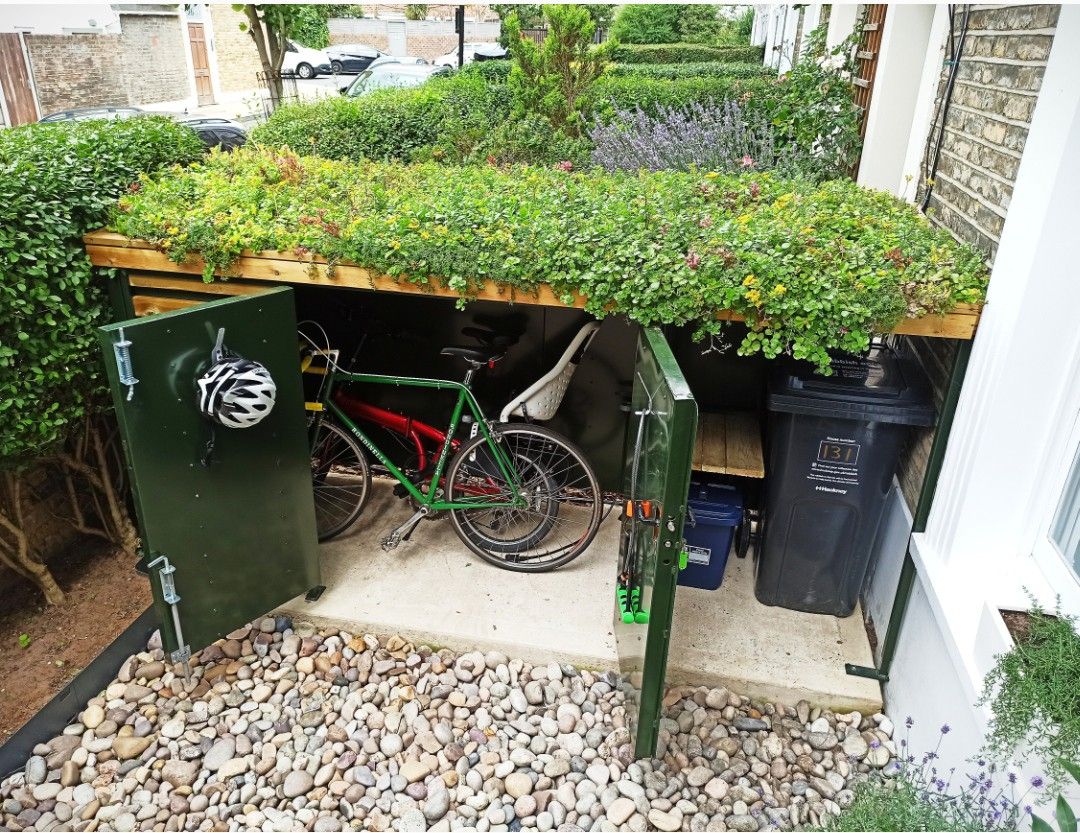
445,424,603,572
310,418,371,542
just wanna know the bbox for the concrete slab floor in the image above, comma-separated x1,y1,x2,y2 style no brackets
279,480,621,671
667,556,884,714
280,480,882,712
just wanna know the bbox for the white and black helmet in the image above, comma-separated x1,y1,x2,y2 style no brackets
196,332,276,429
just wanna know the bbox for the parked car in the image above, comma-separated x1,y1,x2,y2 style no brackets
281,39,333,79
326,43,385,74
367,54,427,70
433,42,507,68
167,114,247,151
38,106,144,122
341,63,451,97
37,107,247,150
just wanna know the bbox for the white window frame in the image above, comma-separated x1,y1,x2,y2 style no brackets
1027,338,1080,615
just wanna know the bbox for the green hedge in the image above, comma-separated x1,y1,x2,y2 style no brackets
112,147,987,371
0,118,204,465
251,74,510,163
611,43,765,64
607,62,775,80
585,75,774,119
458,60,512,84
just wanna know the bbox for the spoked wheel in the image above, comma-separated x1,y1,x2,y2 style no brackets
445,425,602,572
310,419,371,542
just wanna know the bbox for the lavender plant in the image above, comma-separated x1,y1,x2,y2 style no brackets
824,719,1047,832
588,100,812,178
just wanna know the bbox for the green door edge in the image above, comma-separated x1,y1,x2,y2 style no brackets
633,328,698,758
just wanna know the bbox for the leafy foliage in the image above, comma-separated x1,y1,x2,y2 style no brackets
609,5,682,44
404,4,428,21
0,118,203,467
112,147,987,373
607,61,774,80
287,4,333,49
980,604,1080,790
611,43,764,64
1032,761,1080,832
823,777,976,832
584,74,772,120
762,23,863,179
472,114,591,168
251,74,510,163
504,5,614,136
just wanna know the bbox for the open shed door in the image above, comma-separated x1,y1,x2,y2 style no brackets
616,328,697,758
97,288,319,665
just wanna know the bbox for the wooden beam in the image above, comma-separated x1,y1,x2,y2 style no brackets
132,295,202,316
86,230,981,338
128,273,271,296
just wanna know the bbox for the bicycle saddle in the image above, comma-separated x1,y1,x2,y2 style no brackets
441,346,504,364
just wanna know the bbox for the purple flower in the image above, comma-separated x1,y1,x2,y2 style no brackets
940,724,951,734
905,716,914,728
1030,776,1043,788
870,740,881,749
1008,772,1017,784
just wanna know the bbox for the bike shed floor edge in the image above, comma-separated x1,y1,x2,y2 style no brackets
279,480,882,712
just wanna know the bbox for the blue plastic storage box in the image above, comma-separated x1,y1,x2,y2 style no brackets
679,478,743,590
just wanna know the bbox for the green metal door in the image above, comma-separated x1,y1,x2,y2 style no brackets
615,328,698,758
97,288,319,665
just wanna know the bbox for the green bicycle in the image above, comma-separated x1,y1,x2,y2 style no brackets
303,325,604,572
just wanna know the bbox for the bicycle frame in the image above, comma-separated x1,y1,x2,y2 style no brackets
318,368,527,511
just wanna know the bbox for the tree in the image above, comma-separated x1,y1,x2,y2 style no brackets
233,4,312,104
609,4,681,44
677,5,723,44
504,5,615,136
405,4,428,21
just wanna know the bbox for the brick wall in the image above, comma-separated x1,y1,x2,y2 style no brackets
208,4,263,94
26,33,129,114
118,13,191,106
25,12,190,114
896,4,1060,510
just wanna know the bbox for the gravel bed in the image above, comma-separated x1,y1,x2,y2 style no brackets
0,618,897,832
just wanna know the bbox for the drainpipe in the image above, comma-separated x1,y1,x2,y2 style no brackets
846,337,973,682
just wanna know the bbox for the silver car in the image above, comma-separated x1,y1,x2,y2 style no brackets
341,63,451,97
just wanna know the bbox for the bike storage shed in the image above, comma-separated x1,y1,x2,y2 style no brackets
85,229,981,758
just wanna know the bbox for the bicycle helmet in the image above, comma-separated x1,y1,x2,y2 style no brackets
196,354,277,429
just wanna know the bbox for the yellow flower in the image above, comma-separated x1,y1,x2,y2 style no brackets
745,289,762,305
435,224,449,235
389,239,401,250
419,230,431,240
704,172,720,180
742,275,757,286
408,219,420,230
771,284,787,296
737,214,752,225
167,226,179,235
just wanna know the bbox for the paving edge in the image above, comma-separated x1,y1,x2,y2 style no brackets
0,606,158,780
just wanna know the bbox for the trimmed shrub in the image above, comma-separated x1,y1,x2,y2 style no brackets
0,117,204,465
471,114,592,167
611,43,765,64
607,61,774,80
113,147,987,373
251,74,511,162
609,5,682,44
459,60,512,84
584,75,773,120
0,116,203,602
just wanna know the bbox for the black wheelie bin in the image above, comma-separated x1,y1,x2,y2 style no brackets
755,347,934,616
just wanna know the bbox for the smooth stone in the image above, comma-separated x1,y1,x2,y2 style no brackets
283,770,314,798
648,808,683,832
505,772,533,799
204,737,236,771
608,797,636,825
24,756,47,785
113,735,153,760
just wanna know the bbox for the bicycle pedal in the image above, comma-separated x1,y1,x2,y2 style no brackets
380,534,400,552
392,483,409,499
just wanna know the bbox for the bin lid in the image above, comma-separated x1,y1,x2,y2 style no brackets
688,479,743,523
767,347,935,426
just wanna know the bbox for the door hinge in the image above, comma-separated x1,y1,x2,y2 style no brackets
112,328,139,401
146,554,192,676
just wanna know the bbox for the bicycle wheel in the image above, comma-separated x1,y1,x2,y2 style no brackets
445,425,603,572
310,418,371,542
